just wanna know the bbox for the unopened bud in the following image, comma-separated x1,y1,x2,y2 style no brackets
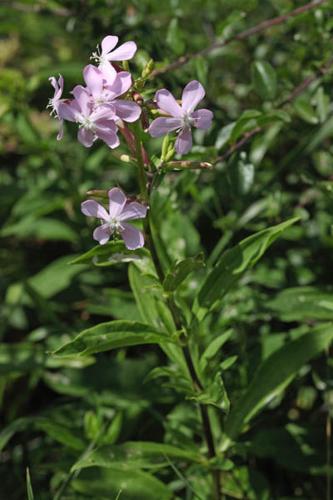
165,146,175,162
161,134,170,161
141,59,154,78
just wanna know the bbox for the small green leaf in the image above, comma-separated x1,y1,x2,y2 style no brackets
224,323,333,442
294,96,319,124
227,155,255,196
231,110,262,143
199,330,233,373
196,217,299,314
53,320,176,357
163,255,205,292
251,61,277,101
166,18,185,55
190,373,230,411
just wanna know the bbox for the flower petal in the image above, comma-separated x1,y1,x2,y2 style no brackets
92,104,116,121
155,89,182,117
181,80,205,114
72,86,91,116
81,200,109,220
96,127,120,149
121,223,144,250
149,117,182,137
83,65,104,98
78,128,95,147
105,71,132,99
101,35,118,55
108,188,127,218
113,100,141,122
191,108,213,130
93,223,111,245
107,41,137,61
58,100,80,122
119,202,147,221
175,127,192,155
99,61,118,84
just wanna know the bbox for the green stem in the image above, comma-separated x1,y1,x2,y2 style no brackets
132,123,222,500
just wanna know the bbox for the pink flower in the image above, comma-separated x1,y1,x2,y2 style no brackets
83,64,141,123
91,35,137,81
81,188,147,250
58,86,119,148
47,75,64,140
149,80,213,155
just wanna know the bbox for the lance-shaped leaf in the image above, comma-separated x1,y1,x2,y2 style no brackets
70,240,148,266
53,320,176,357
71,441,202,472
163,255,205,292
224,323,333,444
196,217,299,314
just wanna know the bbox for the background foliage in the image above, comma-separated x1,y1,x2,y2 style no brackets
1,0,333,498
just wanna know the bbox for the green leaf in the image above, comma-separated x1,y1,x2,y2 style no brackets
294,96,319,124
70,241,148,266
71,467,172,500
227,155,255,196
196,217,299,314
1,217,78,242
37,418,85,451
71,441,201,472
28,255,85,299
267,287,333,322
53,320,176,357
251,61,277,101
163,255,205,292
230,110,262,143
190,373,230,411
26,468,34,500
166,18,185,55
199,330,233,374
224,323,333,443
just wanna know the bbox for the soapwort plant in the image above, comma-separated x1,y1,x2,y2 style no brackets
48,32,330,500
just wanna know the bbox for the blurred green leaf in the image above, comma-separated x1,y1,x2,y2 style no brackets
71,441,201,472
224,323,333,442
163,255,205,292
71,467,172,500
267,287,333,322
251,61,277,101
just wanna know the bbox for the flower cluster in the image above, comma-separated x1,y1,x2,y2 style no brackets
48,34,214,249
48,36,140,148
